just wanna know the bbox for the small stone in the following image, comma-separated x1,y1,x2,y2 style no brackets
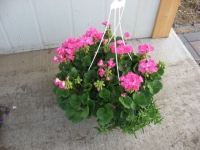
12,106,17,109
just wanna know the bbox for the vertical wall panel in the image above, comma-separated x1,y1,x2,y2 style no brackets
0,18,12,53
71,0,106,38
134,0,160,38
0,0,42,53
0,0,160,54
33,0,72,49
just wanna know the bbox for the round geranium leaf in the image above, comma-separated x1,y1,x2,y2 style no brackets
56,88,69,98
158,68,164,76
132,92,147,108
65,107,76,119
68,68,79,79
88,100,95,110
97,108,113,125
71,111,83,123
147,80,163,94
81,106,89,118
81,56,91,67
119,96,133,109
69,94,81,108
84,70,96,83
57,98,69,111
83,83,92,92
80,93,89,105
105,103,114,110
99,88,110,99
53,85,59,94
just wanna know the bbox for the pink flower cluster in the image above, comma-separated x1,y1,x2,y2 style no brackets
138,44,154,55
54,78,65,89
54,27,103,63
120,72,143,92
110,40,133,55
98,58,116,80
138,59,158,74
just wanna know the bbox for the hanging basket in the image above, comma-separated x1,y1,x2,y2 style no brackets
53,21,165,135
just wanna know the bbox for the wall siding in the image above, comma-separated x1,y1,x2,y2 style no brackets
0,0,160,54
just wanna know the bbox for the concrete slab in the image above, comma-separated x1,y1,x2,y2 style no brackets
0,30,200,150
190,41,200,56
183,32,200,42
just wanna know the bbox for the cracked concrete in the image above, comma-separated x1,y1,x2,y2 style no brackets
0,30,200,150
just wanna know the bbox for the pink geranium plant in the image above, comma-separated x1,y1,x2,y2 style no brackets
53,21,165,135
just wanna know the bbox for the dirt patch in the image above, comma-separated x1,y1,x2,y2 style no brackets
174,0,200,34
175,0,200,24
173,26,196,34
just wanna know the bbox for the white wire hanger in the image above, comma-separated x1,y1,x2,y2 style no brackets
88,0,132,81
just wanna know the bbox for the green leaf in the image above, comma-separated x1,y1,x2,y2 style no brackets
58,62,66,71
53,85,59,94
57,98,69,110
69,94,81,108
71,111,83,123
99,88,110,99
80,93,88,105
132,92,147,108
75,50,85,60
56,88,69,98
81,56,91,67
65,107,76,119
55,72,63,79
84,70,96,83
105,103,113,110
143,91,153,105
88,100,95,110
67,68,79,79
119,96,133,109
81,106,89,118
147,80,163,94
83,83,92,92
109,74,119,85
97,108,113,125
126,108,135,116
157,68,164,76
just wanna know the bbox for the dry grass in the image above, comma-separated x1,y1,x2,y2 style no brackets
174,0,200,24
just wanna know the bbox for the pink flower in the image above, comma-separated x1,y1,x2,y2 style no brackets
53,56,58,62
120,72,143,92
102,21,111,27
124,45,133,53
121,93,126,97
117,40,123,45
95,33,103,40
106,77,110,81
110,42,133,54
54,78,61,85
103,39,108,44
59,81,65,89
65,48,74,55
67,55,75,61
107,58,116,69
97,60,104,66
98,68,105,77
138,59,158,74
124,32,130,37
138,44,154,55
54,78,65,89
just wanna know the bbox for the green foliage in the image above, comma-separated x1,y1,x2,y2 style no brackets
53,25,166,136
97,107,114,125
99,88,110,99
132,92,147,108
